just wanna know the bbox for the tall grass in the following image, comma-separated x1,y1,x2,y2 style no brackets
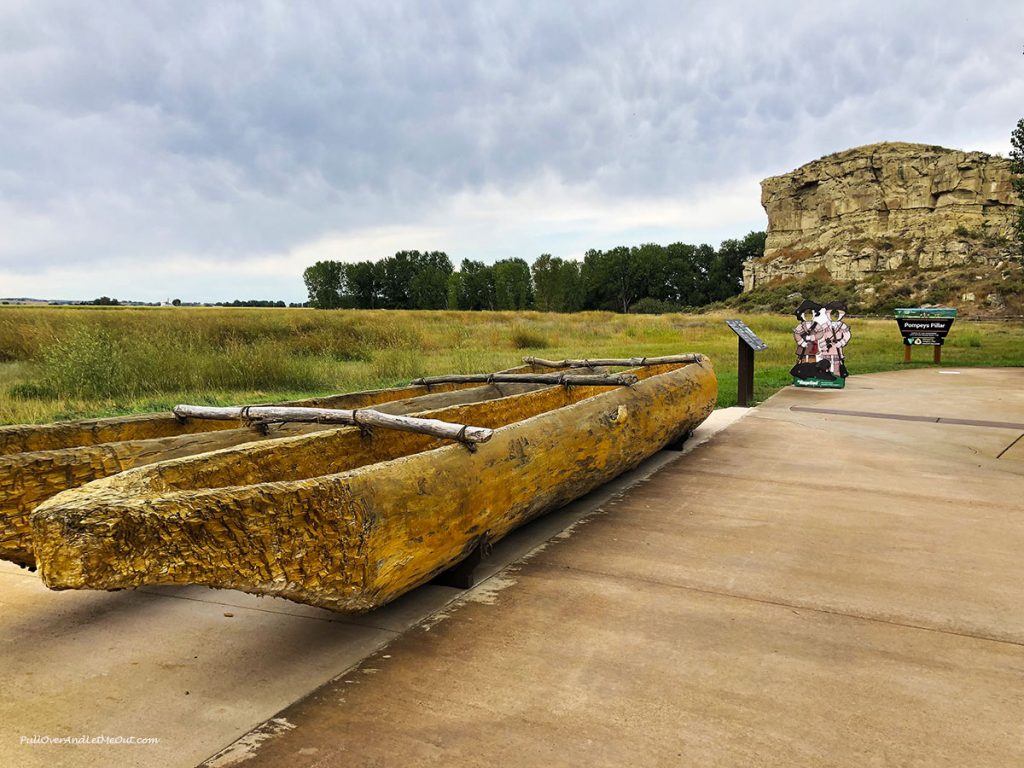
30,322,336,399
0,305,1021,424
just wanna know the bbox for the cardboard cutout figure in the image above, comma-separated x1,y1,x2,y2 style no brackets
820,301,851,377
790,299,851,389
792,300,821,364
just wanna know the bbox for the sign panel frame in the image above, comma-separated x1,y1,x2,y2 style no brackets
894,307,957,347
725,319,768,352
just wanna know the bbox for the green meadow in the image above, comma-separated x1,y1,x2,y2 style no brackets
0,306,1021,425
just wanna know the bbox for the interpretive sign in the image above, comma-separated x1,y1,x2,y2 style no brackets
894,307,957,346
725,319,767,407
725,319,768,352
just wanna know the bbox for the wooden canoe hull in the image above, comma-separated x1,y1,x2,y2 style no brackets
31,359,717,611
0,370,542,567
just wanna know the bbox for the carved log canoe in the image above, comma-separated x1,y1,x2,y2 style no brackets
31,357,717,612
0,367,549,568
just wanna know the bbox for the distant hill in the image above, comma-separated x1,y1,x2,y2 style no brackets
0,298,67,305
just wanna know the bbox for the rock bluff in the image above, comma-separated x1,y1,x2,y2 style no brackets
743,142,1020,291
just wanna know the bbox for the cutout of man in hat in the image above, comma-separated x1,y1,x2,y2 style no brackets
792,299,822,364
819,300,851,378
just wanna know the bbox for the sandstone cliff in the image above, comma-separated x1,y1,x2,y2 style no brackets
743,142,1020,292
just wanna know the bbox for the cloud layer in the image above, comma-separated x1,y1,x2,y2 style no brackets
2,1,1022,301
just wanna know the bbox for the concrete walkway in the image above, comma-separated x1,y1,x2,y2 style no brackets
204,367,1024,767
3,368,1022,767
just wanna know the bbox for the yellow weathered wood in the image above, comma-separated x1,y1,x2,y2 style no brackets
31,359,717,611
1,372,539,567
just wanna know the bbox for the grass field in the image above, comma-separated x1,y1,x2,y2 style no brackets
1,306,1021,425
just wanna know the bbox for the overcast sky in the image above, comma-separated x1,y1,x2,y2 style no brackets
2,1,1022,302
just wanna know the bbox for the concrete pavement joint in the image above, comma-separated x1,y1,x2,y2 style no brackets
789,406,1024,432
996,432,1024,460
540,562,1024,650
686,466,1019,507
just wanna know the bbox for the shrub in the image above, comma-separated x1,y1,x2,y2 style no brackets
510,328,550,349
630,298,682,315
8,382,55,400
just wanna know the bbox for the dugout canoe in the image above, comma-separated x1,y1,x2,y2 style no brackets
0,367,552,568
31,356,717,612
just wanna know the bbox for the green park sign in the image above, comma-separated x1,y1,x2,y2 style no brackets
894,307,958,346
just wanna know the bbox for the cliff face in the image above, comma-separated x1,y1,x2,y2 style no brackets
743,142,1020,291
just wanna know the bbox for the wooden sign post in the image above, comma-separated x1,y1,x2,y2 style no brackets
725,319,768,407
895,308,957,364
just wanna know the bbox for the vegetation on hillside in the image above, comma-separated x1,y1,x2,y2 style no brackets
1011,117,1024,255
1,306,1021,425
722,260,1024,317
302,233,766,313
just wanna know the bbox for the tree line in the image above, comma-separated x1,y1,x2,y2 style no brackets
303,232,766,313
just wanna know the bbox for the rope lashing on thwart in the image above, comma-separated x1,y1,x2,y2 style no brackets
351,408,373,437
239,404,272,434
455,423,477,452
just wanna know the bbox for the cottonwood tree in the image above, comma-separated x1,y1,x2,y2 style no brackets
532,255,583,312
531,254,558,311
450,259,495,310
407,251,454,309
582,246,640,313
493,258,533,310
302,261,344,309
343,261,384,308
709,231,767,301
375,251,454,309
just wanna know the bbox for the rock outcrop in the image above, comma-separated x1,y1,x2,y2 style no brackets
743,142,1020,291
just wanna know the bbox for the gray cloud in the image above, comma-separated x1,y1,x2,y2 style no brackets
1,0,1022,299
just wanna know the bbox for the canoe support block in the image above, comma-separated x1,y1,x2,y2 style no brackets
431,532,493,590
663,430,693,452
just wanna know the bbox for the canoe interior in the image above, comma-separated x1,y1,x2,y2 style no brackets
31,357,717,612
102,362,685,496
0,364,535,455
0,365,546,567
